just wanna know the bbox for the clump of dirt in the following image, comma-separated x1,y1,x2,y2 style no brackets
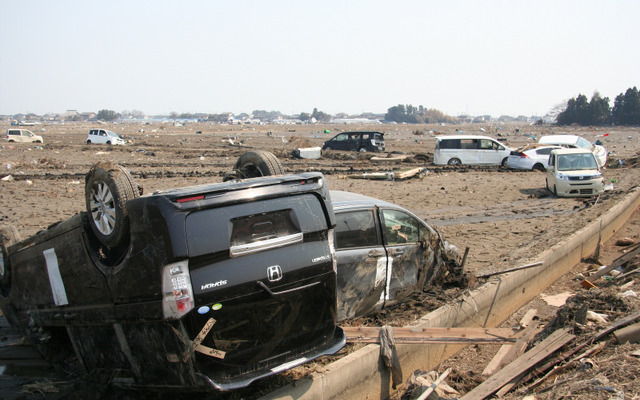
536,287,633,341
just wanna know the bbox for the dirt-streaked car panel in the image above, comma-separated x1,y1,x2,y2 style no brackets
331,190,460,321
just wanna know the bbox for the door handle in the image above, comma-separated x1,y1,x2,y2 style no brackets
387,249,404,256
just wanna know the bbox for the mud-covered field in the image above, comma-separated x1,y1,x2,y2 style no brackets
2,122,640,278
1,122,640,399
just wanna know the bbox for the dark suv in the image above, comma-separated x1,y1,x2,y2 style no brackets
0,159,344,391
322,131,385,152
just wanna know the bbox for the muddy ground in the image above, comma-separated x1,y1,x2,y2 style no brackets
1,122,640,399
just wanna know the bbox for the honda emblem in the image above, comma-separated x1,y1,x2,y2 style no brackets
267,265,283,282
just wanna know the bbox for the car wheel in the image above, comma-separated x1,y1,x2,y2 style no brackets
232,150,284,179
533,163,545,172
554,185,558,197
106,140,112,145
86,140,91,144
501,157,508,167
85,163,139,247
447,158,461,166
0,224,20,296
35,140,42,143
359,147,367,153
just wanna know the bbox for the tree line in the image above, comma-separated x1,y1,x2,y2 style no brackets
384,104,457,124
557,86,640,126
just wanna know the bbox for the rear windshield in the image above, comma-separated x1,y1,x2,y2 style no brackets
185,193,327,257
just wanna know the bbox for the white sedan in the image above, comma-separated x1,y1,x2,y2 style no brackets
507,145,562,171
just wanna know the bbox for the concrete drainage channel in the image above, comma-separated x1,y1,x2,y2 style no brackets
261,188,640,400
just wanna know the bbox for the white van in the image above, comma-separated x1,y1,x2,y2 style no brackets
434,135,513,166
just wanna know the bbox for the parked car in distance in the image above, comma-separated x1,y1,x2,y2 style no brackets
433,135,513,166
546,148,605,197
4,129,43,143
322,131,385,152
86,129,126,145
539,135,607,167
507,144,562,171
331,190,462,321
0,157,345,391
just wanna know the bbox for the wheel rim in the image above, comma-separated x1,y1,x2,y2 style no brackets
90,182,116,236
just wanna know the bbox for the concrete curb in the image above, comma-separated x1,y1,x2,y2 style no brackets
261,188,640,400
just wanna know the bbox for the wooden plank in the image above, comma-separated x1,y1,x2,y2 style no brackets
459,329,575,400
482,321,539,377
343,326,518,344
519,309,538,329
581,241,640,285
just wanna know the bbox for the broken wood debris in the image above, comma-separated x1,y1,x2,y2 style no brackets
579,241,640,287
459,328,575,400
346,167,427,181
342,326,519,344
482,320,539,377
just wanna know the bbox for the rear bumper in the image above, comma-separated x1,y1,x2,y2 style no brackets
196,326,346,391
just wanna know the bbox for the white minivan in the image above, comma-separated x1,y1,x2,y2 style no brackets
434,135,513,166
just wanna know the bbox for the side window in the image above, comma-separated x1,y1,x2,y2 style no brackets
549,154,555,167
537,148,553,155
8,130,19,136
479,139,493,150
334,133,347,142
100,130,107,136
335,210,378,249
381,209,420,245
460,139,478,149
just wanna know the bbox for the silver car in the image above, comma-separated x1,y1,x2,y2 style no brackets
331,191,461,321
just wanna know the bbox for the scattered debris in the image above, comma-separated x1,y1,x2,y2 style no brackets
347,167,427,181
292,147,322,159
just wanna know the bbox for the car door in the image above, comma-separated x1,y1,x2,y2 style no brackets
334,209,388,321
478,139,502,164
380,208,435,306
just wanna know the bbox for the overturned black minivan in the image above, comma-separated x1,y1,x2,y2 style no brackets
0,152,345,391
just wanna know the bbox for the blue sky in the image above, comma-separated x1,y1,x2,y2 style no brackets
1,0,638,117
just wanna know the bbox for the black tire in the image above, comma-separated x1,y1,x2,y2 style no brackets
358,147,367,153
0,224,20,296
85,163,139,248
86,140,91,144
447,158,461,166
533,163,545,172
106,140,112,145
232,150,284,179
554,185,558,197
501,157,509,167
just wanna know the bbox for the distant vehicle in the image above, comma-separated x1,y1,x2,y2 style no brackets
322,131,385,152
545,148,605,197
86,129,126,145
538,135,607,167
4,129,43,143
507,145,562,171
433,135,513,166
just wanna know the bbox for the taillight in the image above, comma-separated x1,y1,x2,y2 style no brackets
162,261,194,319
